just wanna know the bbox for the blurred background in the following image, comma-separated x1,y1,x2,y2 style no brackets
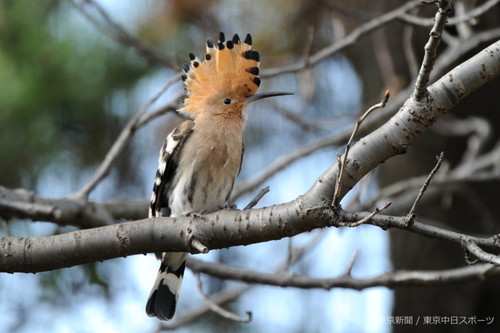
1,0,499,332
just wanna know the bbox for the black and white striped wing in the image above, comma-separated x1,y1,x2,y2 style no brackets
149,120,194,219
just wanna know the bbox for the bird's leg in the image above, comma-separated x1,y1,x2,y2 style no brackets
187,211,207,220
221,203,238,210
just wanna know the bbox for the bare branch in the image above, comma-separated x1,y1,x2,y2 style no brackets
236,29,500,201
404,152,444,225
333,91,390,204
269,103,323,132
232,127,351,199
0,186,123,228
243,186,270,210
136,89,184,128
68,0,174,68
434,27,500,81
262,0,422,78
343,212,500,253
158,285,251,331
413,0,452,101
400,0,500,28
301,26,315,67
3,196,500,274
465,240,500,266
341,250,360,277
263,0,498,79
433,116,491,167
403,24,419,81
308,39,500,203
339,202,392,228
194,273,252,323
357,141,500,213
72,76,180,199
162,229,324,330
186,257,500,290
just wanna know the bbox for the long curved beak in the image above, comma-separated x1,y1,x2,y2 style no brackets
245,91,293,104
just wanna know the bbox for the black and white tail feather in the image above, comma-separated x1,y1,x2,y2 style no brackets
145,252,187,320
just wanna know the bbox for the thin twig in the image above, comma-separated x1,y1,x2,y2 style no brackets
338,202,392,228
72,75,180,199
193,273,252,323
243,186,270,210
403,152,444,225
301,26,315,67
158,284,251,331
341,249,360,277
413,0,452,101
286,238,294,272
270,103,322,132
403,25,419,81
333,90,390,204
400,0,500,28
136,90,184,127
434,117,491,169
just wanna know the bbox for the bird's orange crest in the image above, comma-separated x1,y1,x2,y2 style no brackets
179,32,261,116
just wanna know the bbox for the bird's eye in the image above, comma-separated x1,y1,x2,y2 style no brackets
223,98,231,105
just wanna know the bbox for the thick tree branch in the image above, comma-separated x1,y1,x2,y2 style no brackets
2,203,500,273
0,199,338,273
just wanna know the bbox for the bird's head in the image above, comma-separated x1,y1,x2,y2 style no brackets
178,32,292,120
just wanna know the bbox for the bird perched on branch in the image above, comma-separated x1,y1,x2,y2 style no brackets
145,32,292,321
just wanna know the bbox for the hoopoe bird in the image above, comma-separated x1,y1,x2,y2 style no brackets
145,32,291,320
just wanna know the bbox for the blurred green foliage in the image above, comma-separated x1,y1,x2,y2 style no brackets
0,0,148,188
